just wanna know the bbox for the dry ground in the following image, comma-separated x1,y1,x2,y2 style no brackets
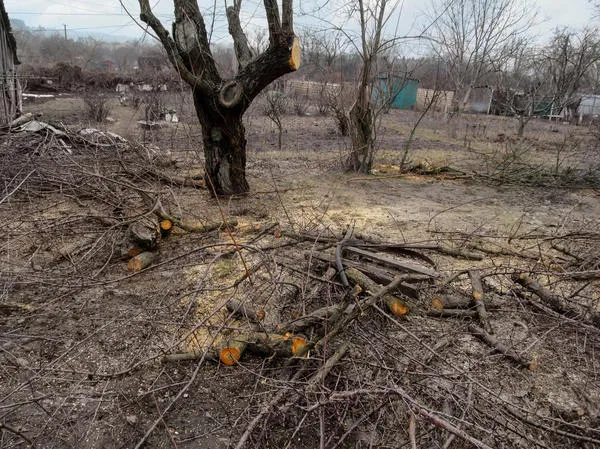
0,88,599,448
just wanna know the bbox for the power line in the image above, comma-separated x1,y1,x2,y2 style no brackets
9,11,173,17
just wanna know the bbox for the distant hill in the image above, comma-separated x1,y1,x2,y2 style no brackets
9,17,136,44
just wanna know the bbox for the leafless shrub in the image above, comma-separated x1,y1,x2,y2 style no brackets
263,90,288,149
326,88,350,136
478,136,600,188
143,91,165,122
291,93,310,116
82,92,111,122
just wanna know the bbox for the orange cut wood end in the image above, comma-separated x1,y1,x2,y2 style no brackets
127,257,142,272
256,310,266,321
160,219,172,231
289,36,301,70
390,299,408,316
432,297,444,309
528,361,538,371
220,347,241,366
275,230,282,238
472,291,483,301
127,247,142,258
291,336,308,356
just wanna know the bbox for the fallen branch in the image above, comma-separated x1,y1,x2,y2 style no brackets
306,341,349,391
345,267,408,317
346,246,439,278
171,217,238,233
324,274,413,344
359,243,484,261
309,250,425,299
469,270,493,334
468,324,535,370
409,397,494,449
153,199,237,233
512,273,568,315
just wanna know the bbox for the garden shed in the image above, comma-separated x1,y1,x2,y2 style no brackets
373,75,418,110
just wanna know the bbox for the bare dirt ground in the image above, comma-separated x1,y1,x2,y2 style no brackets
1,89,599,448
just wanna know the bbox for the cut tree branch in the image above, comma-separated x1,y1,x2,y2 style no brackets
138,0,214,95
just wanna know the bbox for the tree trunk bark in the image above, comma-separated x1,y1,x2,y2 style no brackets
347,100,373,174
517,117,525,137
194,91,249,195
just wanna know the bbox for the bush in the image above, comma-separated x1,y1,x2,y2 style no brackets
291,94,310,116
82,92,111,122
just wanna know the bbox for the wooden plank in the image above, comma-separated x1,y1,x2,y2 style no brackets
345,247,439,278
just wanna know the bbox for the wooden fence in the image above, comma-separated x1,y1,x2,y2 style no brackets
415,88,454,113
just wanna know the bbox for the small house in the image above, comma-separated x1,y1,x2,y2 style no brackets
373,75,419,110
0,0,21,124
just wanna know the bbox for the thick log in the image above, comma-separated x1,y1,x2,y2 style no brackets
468,270,493,334
156,203,238,233
162,331,308,363
127,251,156,272
431,295,472,309
219,339,247,366
129,220,160,250
345,267,408,317
469,324,535,370
345,246,439,278
159,219,172,236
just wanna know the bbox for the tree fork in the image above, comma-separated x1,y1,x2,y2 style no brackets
138,0,300,196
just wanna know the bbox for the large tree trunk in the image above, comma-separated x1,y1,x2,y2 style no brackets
347,100,374,173
138,0,300,197
194,92,249,195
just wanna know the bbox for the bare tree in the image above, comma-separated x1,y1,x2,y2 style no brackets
427,0,536,114
137,0,300,195
344,0,410,173
543,28,600,122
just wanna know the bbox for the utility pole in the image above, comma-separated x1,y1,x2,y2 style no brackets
63,24,67,40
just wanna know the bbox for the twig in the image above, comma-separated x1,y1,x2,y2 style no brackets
0,422,33,445
234,370,305,449
133,351,210,449
307,342,349,392
0,169,35,205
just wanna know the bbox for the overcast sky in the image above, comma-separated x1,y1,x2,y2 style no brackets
4,0,597,44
